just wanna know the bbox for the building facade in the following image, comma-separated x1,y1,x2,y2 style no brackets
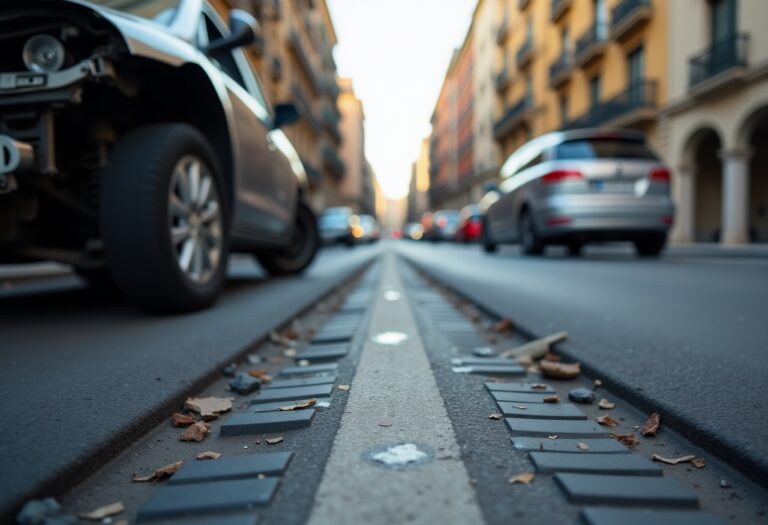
406,138,431,223
214,0,345,211
663,0,768,244
334,78,375,215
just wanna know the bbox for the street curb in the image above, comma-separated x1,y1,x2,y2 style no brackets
3,256,376,523
399,252,768,491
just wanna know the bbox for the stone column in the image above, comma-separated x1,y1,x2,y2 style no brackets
720,148,752,245
672,165,695,243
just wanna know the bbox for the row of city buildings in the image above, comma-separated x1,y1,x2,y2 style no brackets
410,0,768,245
209,0,376,216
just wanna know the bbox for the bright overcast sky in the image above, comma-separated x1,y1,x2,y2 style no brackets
327,0,476,200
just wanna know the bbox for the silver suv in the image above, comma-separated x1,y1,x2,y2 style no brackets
478,129,674,257
0,0,319,312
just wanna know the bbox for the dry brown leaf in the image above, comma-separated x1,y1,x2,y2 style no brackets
493,318,514,333
596,415,620,427
132,460,184,482
184,397,234,420
488,413,503,420
79,502,125,520
531,383,548,390
542,352,561,362
378,422,392,427
612,433,640,448
516,355,534,367
197,451,222,460
266,436,284,445
179,421,210,442
171,413,197,427
598,398,615,409
337,384,351,391
642,412,661,436
576,442,589,450
692,458,706,469
652,453,696,465
539,360,581,379
543,395,560,403
248,369,273,383
509,472,534,485
279,399,317,411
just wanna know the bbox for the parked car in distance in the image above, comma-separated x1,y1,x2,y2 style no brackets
479,129,674,257
358,215,381,243
456,205,483,243
425,209,460,241
319,207,355,246
420,211,434,235
404,223,424,241
0,0,319,313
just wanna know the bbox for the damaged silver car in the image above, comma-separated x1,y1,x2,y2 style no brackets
0,0,319,312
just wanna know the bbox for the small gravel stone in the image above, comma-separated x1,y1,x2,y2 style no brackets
222,363,238,377
229,373,261,395
246,354,264,365
473,346,496,357
568,387,596,404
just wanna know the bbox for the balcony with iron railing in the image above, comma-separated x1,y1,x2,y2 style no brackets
563,80,657,130
516,38,534,69
551,0,572,22
493,96,534,140
291,83,320,132
322,146,345,181
549,51,573,88
611,0,652,41
496,66,511,93
574,22,609,68
688,33,749,91
322,107,341,144
519,0,531,10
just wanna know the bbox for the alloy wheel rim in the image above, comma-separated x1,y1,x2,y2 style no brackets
168,155,222,285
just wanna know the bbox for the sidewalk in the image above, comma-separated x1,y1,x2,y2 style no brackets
666,242,768,258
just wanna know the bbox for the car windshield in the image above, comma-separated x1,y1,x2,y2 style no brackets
554,139,658,161
88,0,182,24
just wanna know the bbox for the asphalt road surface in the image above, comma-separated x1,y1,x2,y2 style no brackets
0,245,379,518
397,241,768,485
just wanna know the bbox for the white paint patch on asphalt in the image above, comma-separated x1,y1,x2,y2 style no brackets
308,252,484,525
372,444,428,467
370,331,409,345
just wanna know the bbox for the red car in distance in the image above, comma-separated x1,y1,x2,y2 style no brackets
456,205,483,243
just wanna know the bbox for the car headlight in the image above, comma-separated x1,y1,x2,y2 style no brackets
23,35,66,73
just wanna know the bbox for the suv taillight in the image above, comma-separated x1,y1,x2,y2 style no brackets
650,168,671,183
542,169,584,185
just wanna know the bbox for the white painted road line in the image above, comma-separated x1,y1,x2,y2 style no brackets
308,252,484,525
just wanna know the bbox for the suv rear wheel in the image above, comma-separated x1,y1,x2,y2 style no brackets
481,216,497,253
101,124,229,313
256,200,318,275
519,209,544,256
634,235,666,258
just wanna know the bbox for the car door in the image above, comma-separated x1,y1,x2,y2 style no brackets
198,10,291,240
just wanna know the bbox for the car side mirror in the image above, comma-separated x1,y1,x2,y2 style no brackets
205,10,261,55
273,103,300,128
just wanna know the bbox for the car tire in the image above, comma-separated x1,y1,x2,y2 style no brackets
519,209,544,256
567,243,583,257
634,235,666,258
101,123,229,313
257,200,319,275
481,216,497,253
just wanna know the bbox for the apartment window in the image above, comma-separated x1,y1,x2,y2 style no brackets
561,27,570,59
627,46,645,86
710,0,737,44
527,17,533,43
594,0,607,40
589,75,601,110
525,75,533,104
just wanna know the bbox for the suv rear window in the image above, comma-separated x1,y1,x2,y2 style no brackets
554,139,658,160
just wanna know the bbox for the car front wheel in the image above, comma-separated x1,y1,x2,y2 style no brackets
481,216,497,253
101,124,229,313
257,200,319,275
